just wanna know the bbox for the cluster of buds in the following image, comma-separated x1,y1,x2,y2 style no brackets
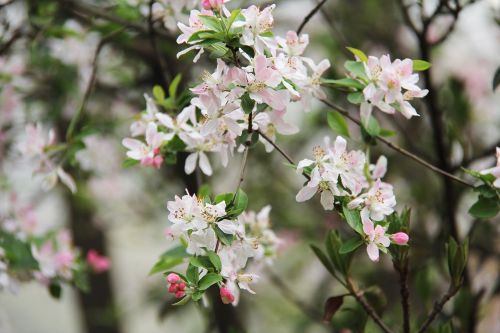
166,273,187,298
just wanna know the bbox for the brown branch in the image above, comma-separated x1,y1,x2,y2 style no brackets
319,99,474,188
66,27,125,141
58,0,173,40
256,129,311,181
297,0,329,35
346,278,395,333
394,258,410,333
417,282,462,333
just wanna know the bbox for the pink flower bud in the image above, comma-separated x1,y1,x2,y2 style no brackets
202,0,223,10
167,273,180,284
140,156,154,167
177,282,186,290
153,155,164,169
220,287,235,304
168,284,178,293
175,290,186,299
86,250,111,273
391,232,409,245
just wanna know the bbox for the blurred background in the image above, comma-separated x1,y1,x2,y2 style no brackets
0,0,499,332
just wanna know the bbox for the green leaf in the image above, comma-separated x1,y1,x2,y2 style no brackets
342,206,363,235
339,237,364,254
347,92,364,105
198,273,222,290
468,196,500,219
346,47,368,62
207,251,222,272
364,116,381,137
186,263,199,284
199,15,222,31
310,244,335,276
230,189,248,216
259,31,274,37
214,226,234,246
412,60,432,71
169,74,182,101
190,256,213,270
326,231,347,275
344,61,367,80
322,78,365,90
379,128,396,137
215,192,233,205
241,92,255,114
149,256,184,275
153,85,165,102
327,111,350,138
227,9,242,31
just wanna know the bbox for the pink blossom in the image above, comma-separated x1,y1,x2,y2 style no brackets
167,273,180,284
391,232,409,245
220,286,235,304
86,250,110,273
361,211,390,262
201,0,224,10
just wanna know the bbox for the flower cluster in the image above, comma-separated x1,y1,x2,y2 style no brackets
123,2,331,176
296,136,407,261
0,192,109,293
17,123,76,193
161,191,280,305
345,53,428,124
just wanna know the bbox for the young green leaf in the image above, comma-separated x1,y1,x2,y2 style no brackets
149,256,184,275
153,85,165,102
198,273,222,290
169,74,182,101
342,206,364,235
207,251,222,272
339,237,364,254
327,111,350,138
344,61,368,80
346,47,368,63
241,93,256,114
322,78,365,90
310,244,335,276
468,196,500,219
412,60,432,71
347,92,364,105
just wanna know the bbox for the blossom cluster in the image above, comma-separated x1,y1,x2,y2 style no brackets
123,1,331,176
296,136,407,261
343,53,429,124
480,147,500,188
163,191,280,305
17,123,77,193
0,192,109,293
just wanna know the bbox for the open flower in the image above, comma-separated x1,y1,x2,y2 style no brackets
348,179,396,221
361,210,390,262
122,122,166,169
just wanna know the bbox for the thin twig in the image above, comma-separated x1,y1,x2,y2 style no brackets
417,282,462,333
346,278,395,333
66,28,125,141
256,129,311,181
297,0,328,35
148,0,172,87
319,99,474,188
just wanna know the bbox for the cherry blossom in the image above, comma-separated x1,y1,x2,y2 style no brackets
86,250,111,273
361,210,390,262
122,122,166,169
348,179,396,221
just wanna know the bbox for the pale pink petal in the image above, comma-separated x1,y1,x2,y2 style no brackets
296,185,317,202
198,152,213,176
366,243,379,261
184,153,198,175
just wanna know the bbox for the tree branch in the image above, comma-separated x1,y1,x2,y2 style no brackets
297,0,328,35
346,278,395,333
417,282,462,333
319,99,473,188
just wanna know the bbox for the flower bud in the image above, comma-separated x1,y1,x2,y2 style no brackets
391,232,409,245
219,287,235,304
177,282,186,290
167,273,180,284
202,0,224,10
175,290,186,299
168,284,178,293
